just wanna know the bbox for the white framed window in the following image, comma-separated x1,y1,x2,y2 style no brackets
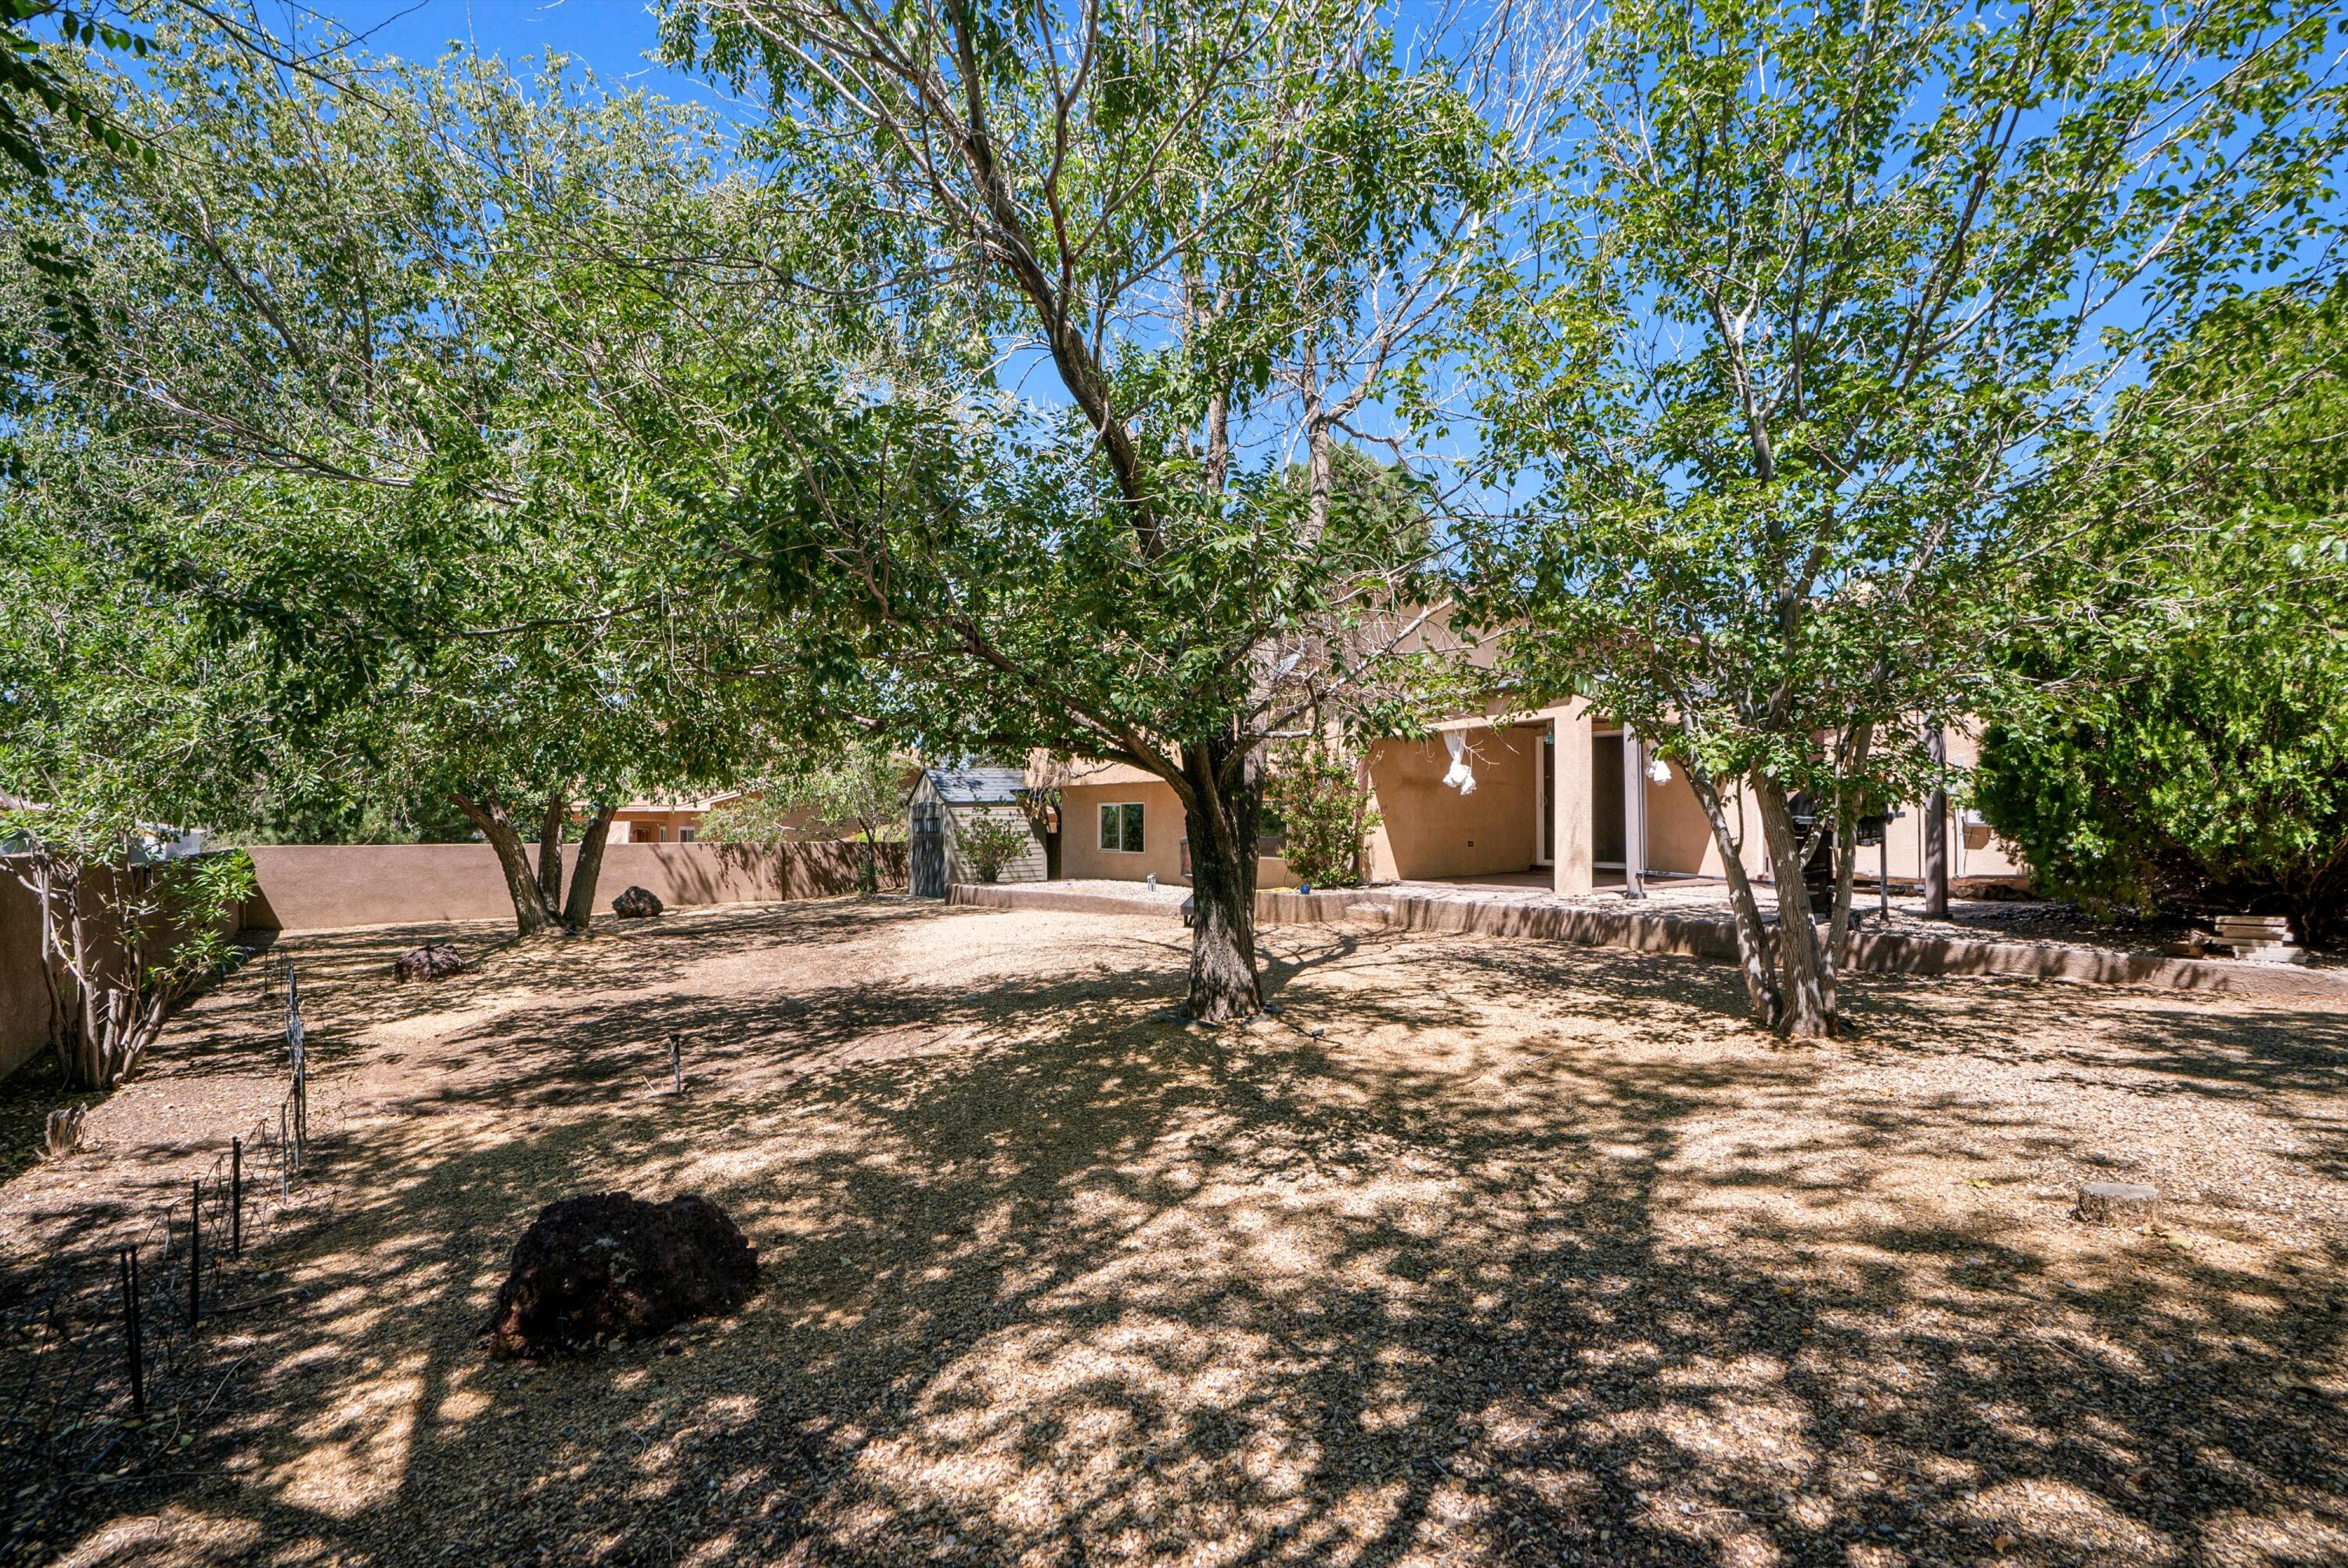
1098,801,1146,854
678,826,697,843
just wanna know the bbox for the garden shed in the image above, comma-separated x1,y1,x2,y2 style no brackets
907,766,1047,897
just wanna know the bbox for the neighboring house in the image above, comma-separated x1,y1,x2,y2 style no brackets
607,791,824,845
608,793,737,844
1053,703,2026,894
908,767,1048,897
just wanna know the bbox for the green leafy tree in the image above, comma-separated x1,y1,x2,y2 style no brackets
663,0,1535,1018
1461,0,2346,1034
1977,284,2348,943
2,13,823,937
0,489,264,1087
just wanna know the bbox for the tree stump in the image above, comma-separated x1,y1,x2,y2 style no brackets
484,1192,756,1358
612,886,664,919
2076,1181,2159,1226
394,943,466,981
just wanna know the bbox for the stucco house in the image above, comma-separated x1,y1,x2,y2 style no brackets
1052,702,2025,897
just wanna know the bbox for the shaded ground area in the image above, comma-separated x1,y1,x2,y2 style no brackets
3,897,2345,1567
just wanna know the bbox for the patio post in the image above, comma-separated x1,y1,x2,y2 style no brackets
1551,702,1594,895
1622,725,1648,900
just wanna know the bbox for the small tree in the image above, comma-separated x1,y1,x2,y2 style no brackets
959,815,1033,886
2,809,254,1089
1264,741,1380,887
1463,0,2346,1035
663,0,1543,1019
706,744,911,893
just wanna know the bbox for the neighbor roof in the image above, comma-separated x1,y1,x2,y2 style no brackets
926,765,1028,805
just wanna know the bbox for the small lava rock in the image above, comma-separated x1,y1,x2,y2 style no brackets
484,1192,756,1358
611,886,664,919
394,943,466,981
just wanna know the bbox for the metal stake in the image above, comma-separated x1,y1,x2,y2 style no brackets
670,1034,683,1097
120,1247,144,1414
1878,833,1891,924
231,1138,242,1257
189,1180,201,1331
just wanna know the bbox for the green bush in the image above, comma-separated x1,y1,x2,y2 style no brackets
1976,284,2348,944
960,815,1032,883
1264,742,1379,887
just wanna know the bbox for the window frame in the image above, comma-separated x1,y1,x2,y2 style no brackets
1097,800,1146,854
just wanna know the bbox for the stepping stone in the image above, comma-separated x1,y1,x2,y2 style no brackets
2076,1181,2159,1226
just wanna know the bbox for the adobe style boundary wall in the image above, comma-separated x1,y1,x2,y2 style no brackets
239,841,909,933
949,883,2348,1004
3,842,907,1080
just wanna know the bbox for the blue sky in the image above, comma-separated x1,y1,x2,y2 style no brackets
279,0,739,115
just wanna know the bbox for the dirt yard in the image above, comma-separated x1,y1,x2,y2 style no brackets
2,897,2344,1568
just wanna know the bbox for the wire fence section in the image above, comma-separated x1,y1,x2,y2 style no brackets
0,959,337,1560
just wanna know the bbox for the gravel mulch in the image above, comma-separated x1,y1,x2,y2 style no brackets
2,897,2343,1568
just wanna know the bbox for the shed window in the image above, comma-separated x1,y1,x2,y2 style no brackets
1099,802,1145,854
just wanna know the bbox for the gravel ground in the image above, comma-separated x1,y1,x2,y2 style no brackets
2,897,2343,1568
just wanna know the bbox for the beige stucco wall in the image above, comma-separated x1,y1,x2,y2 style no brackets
239,840,906,933
1057,781,1297,888
0,865,52,1078
1366,724,1543,882
1061,780,1186,883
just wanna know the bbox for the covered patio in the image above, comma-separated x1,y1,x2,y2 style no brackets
1363,702,1767,897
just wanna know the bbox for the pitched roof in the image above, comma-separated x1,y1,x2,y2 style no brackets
926,765,1028,805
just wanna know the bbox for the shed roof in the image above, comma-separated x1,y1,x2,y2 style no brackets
925,765,1029,805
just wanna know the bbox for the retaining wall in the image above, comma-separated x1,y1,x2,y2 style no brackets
948,881,2348,1005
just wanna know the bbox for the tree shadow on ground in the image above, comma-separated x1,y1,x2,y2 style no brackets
13,902,2346,1568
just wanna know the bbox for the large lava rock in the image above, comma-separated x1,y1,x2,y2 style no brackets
484,1192,755,1358
394,943,466,982
612,885,664,919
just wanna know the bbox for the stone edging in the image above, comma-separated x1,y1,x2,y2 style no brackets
946,883,2348,1003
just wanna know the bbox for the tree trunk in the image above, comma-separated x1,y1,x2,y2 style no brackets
1178,739,1265,1022
454,790,555,937
1684,764,1782,1029
535,791,568,918
1923,724,1950,919
1752,779,1837,1039
562,805,618,932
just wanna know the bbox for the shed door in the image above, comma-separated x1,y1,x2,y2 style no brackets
910,801,947,898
